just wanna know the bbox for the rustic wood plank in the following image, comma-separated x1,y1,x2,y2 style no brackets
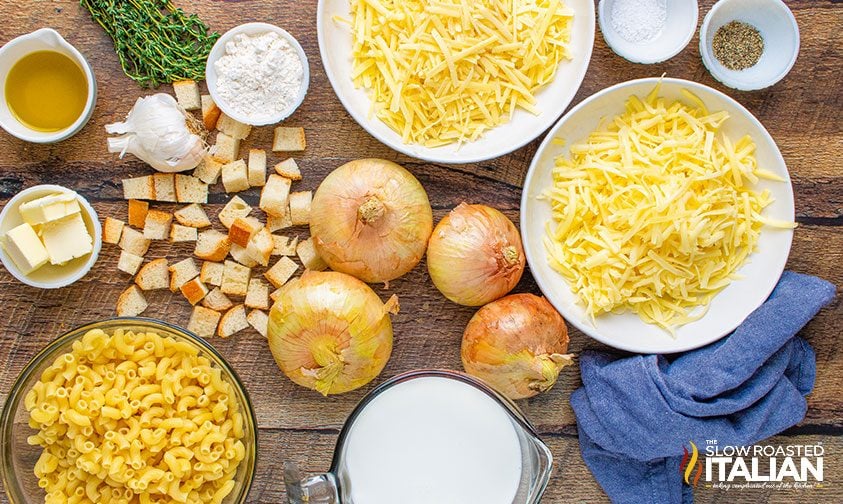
250,430,842,503
0,225,839,432
0,1,840,503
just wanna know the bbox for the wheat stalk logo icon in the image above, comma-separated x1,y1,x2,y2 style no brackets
679,441,703,487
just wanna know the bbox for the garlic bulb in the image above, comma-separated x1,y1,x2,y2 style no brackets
310,159,433,283
427,203,526,306
106,94,205,173
267,271,399,395
462,294,574,400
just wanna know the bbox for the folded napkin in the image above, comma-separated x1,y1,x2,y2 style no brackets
571,271,837,504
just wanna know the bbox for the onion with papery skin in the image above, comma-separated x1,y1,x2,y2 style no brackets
310,159,433,284
427,203,525,306
267,271,399,395
462,294,574,400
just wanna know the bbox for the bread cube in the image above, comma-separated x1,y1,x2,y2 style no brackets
202,287,234,311
175,174,208,203
194,155,224,185
267,208,292,232
188,305,221,339
289,191,312,226
116,285,148,317
260,174,291,217
221,260,251,297
119,227,151,256
229,217,263,248
143,209,173,240
264,256,298,288
212,132,240,163
246,227,274,266
245,278,269,310
200,261,224,286
174,203,211,228
127,199,149,228
218,305,249,338
122,176,155,200
103,217,124,244
272,235,298,256
297,237,328,271
180,277,209,305
170,224,198,242
272,126,306,152
216,113,252,140
228,243,258,268
222,160,249,193
248,149,267,187
153,173,176,202
195,230,231,262
169,257,200,292
274,158,302,181
173,79,201,111
201,94,221,131
135,258,169,290
218,196,252,228
117,250,144,276
247,309,269,337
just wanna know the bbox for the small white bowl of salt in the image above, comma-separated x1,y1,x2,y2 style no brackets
598,0,699,64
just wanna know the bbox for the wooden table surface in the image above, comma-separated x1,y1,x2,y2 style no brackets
0,1,840,502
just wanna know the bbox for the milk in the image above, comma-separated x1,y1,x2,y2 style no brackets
339,376,523,504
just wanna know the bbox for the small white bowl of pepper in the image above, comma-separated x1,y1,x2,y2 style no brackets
700,0,799,91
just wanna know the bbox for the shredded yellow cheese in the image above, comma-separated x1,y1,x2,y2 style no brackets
346,0,573,146
542,86,795,334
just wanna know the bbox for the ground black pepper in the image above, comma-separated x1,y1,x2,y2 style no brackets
712,21,764,71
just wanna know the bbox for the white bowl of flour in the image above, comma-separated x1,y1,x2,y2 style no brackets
206,23,310,126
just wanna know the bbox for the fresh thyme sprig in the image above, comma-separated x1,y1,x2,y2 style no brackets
80,0,219,88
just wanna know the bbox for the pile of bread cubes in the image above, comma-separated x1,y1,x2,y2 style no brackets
102,80,325,340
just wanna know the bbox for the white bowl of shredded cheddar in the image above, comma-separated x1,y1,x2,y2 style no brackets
0,318,257,504
317,0,595,164
521,78,795,354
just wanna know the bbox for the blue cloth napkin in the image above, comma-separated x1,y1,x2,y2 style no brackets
570,271,837,504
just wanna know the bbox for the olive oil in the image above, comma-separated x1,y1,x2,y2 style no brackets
5,51,88,132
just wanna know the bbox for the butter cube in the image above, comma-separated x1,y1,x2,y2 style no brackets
19,193,81,226
41,213,93,265
2,223,49,274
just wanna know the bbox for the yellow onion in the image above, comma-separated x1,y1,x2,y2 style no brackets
428,203,525,306
267,271,399,395
462,294,574,400
310,159,433,283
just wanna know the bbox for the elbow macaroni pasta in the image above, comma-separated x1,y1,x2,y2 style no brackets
25,329,247,504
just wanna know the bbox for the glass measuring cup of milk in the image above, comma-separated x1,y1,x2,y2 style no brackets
285,370,553,503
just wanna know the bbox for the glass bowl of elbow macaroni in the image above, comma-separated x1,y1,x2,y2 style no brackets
0,317,258,504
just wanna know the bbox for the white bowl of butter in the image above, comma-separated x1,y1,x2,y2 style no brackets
0,185,101,288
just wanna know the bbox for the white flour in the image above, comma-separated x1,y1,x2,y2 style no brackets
610,0,667,43
214,32,304,122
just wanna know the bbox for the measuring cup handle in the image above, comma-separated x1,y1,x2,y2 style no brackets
285,461,340,503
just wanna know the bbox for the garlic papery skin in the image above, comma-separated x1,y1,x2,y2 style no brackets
106,94,205,173
267,271,399,396
427,203,526,306
462,294,574,400
310,159,433,284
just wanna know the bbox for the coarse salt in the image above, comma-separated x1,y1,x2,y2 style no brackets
214,32,304,122
610,0,667,43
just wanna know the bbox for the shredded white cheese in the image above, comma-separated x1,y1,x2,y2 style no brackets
345,0,574,146
542,86,795,334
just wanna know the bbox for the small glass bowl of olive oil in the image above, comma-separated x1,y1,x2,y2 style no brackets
0,28,96,143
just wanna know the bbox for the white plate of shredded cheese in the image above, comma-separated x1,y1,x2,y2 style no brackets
317,0,595,164
521,78,795,354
